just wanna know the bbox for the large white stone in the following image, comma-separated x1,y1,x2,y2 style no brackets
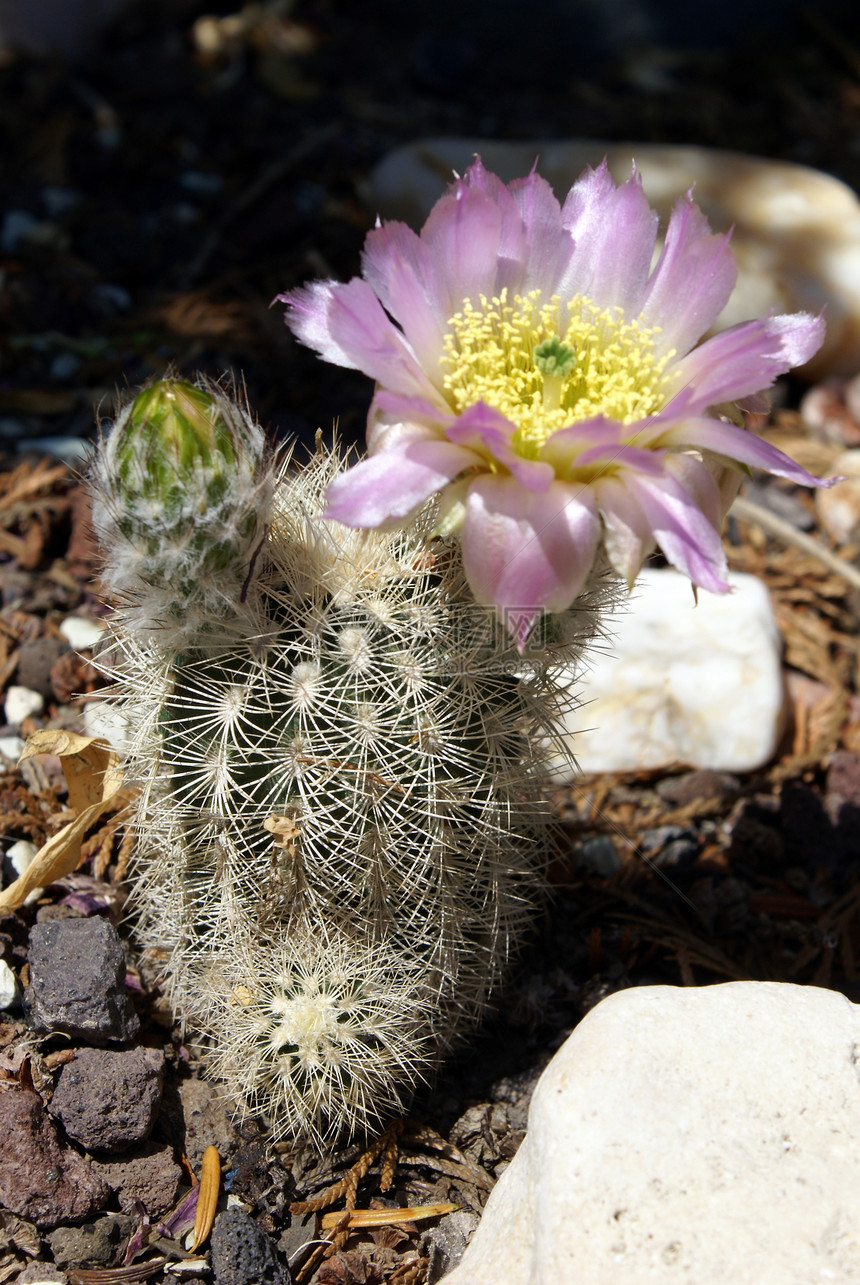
441,982,860,1285
551,569,783,776
369,139,860,378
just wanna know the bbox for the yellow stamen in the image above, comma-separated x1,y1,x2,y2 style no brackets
440,288,676,458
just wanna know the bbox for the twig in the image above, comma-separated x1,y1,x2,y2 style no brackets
730,494,860,591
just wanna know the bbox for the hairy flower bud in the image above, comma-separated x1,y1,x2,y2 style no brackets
90,376,273,643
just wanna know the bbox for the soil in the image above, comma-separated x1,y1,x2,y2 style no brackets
2,1,860,1281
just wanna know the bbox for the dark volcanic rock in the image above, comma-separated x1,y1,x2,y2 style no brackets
0,1089,109,1228
49,1046,164,1153
46,1213,135,1268
174,1076,240,1169
96,1141,182,1215
210,1207,290,1285
25,917,139,1043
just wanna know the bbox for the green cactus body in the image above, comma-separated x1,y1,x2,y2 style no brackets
91,385,614,1143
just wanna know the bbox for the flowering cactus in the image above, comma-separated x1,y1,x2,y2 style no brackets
279,158,834,646
92,158,835,1143
91,381,614,1141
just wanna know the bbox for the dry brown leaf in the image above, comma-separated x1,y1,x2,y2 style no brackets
22,729,117,816
0,732,123,911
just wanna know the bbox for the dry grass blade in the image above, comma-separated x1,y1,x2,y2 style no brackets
319,1201,459,1231
290,1121,402,1214
68,1260,168,1284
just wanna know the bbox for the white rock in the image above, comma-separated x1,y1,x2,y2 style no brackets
59,614,105,651
0,960,19,1009
552,569,783,776
441,981,860,1285
4,839,43,906
5,839,38,879
369,139,860,378
0,735,24,763
815,449,860,544
4,684,44,727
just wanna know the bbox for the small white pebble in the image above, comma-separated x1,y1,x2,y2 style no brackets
59,615,105,650
169,1259,210,1278
0,735,24,762
5,839,43,907
0,960,19,1009
4,685,44,726
6,839,38,878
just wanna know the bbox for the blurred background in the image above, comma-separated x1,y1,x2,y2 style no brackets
0,0,858,456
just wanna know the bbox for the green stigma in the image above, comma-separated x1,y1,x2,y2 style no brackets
534,336,577,378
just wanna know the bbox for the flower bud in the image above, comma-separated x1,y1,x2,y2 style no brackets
90,376,274,639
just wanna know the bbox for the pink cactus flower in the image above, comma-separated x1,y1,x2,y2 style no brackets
278,159,832,648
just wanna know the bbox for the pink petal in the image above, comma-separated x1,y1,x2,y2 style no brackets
593,474,656,587
625,464,730,592
323,440,477,528
280,278,438,400
640,194,737,356
663,452,723,530
653,416,839,487
507,167,576,295
446,403,556,491
462,475,601,649
360,219,429,314
539,417,663,478
461,158,528,278
361,224,446,372
420,183,507,315
559,162,659,314
572,442,667,475
277,280,348,363
539,416,625,475
672,312,827,408
370,388,451,431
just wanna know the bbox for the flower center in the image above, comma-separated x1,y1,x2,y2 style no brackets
440,288,676,455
